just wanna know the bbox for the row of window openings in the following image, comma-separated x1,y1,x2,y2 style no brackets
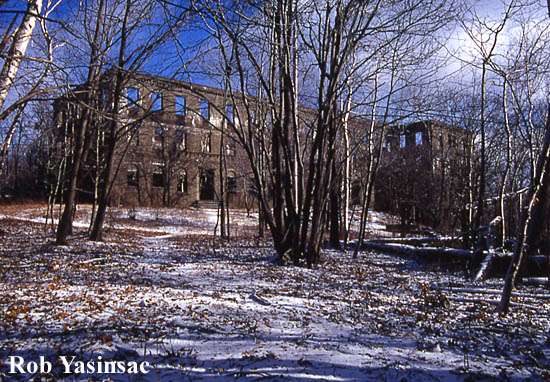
395,132,461,149
126,88,234,123
398,132,423,148
363,133,424,149
126,92,300,127
127,169,238,193
125,89,311,129
128,126,212,153
127,168,188,193
365,133,461,151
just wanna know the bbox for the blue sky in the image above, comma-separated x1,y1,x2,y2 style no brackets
1,0,548,92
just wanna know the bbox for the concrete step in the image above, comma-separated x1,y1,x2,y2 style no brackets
193,200,220,209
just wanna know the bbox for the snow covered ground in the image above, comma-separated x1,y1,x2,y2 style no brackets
0,204,549,381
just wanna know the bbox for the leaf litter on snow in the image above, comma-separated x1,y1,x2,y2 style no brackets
0,204,549,381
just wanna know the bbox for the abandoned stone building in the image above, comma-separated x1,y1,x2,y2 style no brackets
54,72,471,228
54,72,250,208
112,74,239,208
374,120,472,232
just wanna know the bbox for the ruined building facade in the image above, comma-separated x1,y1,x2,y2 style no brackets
54,72,471,234
373,120,472,232
54,72,249,209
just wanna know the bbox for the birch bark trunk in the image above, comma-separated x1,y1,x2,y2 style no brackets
0,0,43,111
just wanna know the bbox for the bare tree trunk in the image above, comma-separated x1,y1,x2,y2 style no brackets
56,0,105,244
341,89,352,247
464,4,511,244
498,103,550,314
88,128,102,234
89,117,120,241
0,0,42,171
90,0,131,241
219,104,228,239
499,77,512,246
329,159,340,248
353,66,386,259
46,148,66,233
474,58,487,237
12,120,23,191
197,0,453,266
463,132,475,246
0,0,43,112
0,105,25,177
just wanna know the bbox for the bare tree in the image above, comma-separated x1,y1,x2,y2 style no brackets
498,1,550,315
461,3,514,246
89,0,188,241
0,0,62,172
52,0,189,243
55,0,107,244
194,0,455,265
0,0,43,112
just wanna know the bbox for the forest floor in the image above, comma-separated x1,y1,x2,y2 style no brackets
0,203,549,381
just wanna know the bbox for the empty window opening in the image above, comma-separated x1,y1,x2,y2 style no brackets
449,134,456,147
127,166,139,187
152,165,165,188
151,92,162,111
228,174,237,194
177,170,188,193
126,87,139,105
200,99,210,120
153,126,164,146
175,129,186,150
199,169,215,201
226,105,234,124
415,132,422,146
175,96,186,115
202,132,212,153
226,137,236,156
127,123,139,145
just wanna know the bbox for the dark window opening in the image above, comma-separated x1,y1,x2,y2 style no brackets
175,129,186,150
202,132,212,153
228,176,237,194
177,171,188,193
127,167,139,187
449,134,456,147
153,126,164,146
152,167,165,188
200,169,215,201
226,137,236,156
127,123,139,145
